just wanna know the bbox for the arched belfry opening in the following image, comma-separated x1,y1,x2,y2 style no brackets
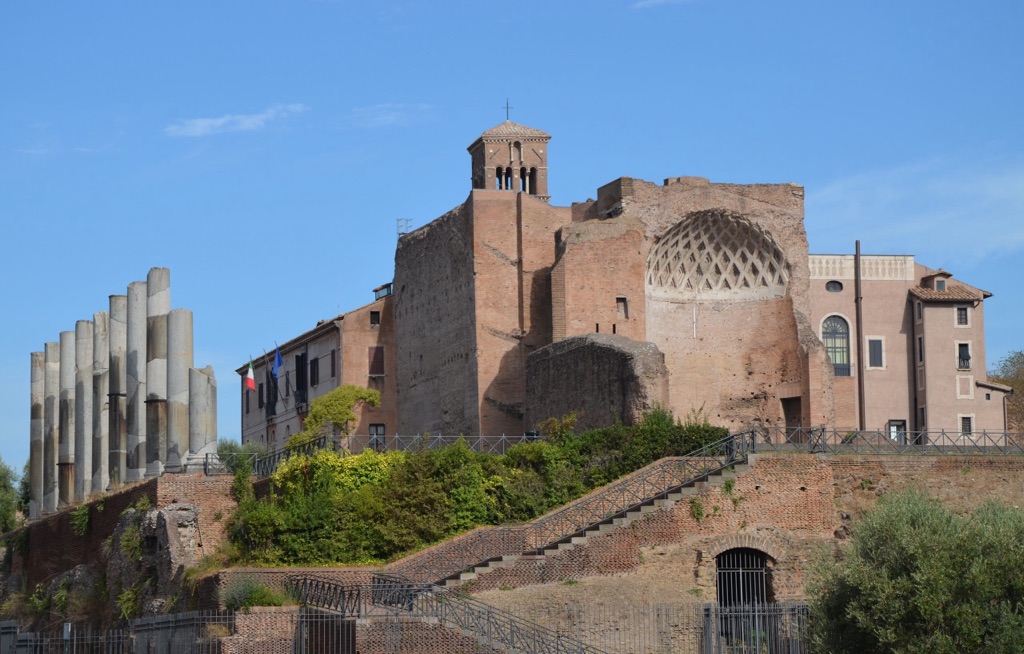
716,547,773,605
468,120,551,201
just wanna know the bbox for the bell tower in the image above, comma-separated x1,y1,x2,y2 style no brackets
468,120,551,201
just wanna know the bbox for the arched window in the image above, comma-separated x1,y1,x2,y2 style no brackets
717,548,770,605
822,315,851,376
513,141,522,162
520,167,529,193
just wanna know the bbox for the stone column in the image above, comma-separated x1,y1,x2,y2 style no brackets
166,308,193,472
74,320,94,503
108,294,128,488
29,351,43,520
188,366,218,471
145,267,170,478
92,311,110,494
126,281,147,482
58,331,75,507
43,342,59,513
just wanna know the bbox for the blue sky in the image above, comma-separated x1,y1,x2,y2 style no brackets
2,1,1023,473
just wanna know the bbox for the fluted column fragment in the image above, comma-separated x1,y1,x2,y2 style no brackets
188,366,218,471
43,342,59,513
126,281,147,481
166,308,193,472
108,295,127,488
93,311,109,493
30,352,43,519
145,267,170,478
58,331,75,506
74,320,94,503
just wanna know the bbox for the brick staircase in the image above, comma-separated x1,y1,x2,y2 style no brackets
385,432,756,588
444,455,757,588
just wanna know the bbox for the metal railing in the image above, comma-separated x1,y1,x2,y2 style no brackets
747,425,1024,456
206,433,534,477
0,609,357,654
291,574,610,654
387,432,751,584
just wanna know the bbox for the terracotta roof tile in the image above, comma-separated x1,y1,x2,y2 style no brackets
479,120,550,139
909,284,984,302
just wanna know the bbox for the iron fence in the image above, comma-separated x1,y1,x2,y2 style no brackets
0,609,356,654
292,574,610,654
387,432,751,584
748,425,1024,456
206,433,533,478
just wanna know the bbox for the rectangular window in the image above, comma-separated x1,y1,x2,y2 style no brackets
330,349,337,378
887,420,907,445
285,371,290,398
368,346,385,376
917,336,923,363
246,392,250,414
868,339,883,369
370,311,381,326
918,407,926,429
916,301,922,321
369,423,386,451
936,279,946,291
310,357,320,387
960,415,973,437
956,306,969,326
258,383,264,409
295,354,308,404
957,343,971,370
616,297,629,320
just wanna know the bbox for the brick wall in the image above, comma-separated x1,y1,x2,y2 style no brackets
11,473,236,590
471,453,1024,614
525,334,669,431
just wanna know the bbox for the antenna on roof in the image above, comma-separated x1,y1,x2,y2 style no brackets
503,98,513,121
397,218,412,237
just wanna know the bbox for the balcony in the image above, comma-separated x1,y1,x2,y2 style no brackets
957,357,972,370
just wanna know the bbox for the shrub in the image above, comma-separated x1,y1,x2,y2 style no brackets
222,577,290,611
807,489,1024,654
70,504,90,536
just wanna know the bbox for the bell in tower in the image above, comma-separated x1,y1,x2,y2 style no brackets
467,120,551,201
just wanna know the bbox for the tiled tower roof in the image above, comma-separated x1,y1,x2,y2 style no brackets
478,120,550,140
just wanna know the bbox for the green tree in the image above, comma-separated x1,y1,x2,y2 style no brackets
989,350,1024,431
288,385,381,447
0,457,22,533
807,489,1024,654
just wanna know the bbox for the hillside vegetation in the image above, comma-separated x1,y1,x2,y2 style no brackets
228,408,726,566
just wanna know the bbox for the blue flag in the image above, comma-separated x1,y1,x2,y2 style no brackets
272,346,283,380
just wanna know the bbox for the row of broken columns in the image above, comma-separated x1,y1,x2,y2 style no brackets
26,267,218,519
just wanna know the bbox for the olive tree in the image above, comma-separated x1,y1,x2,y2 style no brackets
807,489,1024,654
990,350,1024,431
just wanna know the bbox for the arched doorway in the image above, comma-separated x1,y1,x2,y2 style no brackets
716,547,771,606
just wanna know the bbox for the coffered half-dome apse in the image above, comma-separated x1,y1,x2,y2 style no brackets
646,210,790,303
644,210,803,428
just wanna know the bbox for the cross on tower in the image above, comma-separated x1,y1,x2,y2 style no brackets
502,98,513,121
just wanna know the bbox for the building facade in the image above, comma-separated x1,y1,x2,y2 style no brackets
240,121,1011,446
238,288,396,449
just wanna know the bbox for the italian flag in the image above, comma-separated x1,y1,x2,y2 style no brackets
244,361,256,392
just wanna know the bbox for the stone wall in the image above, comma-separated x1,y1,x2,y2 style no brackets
7,474,236,591
472,453,1024,613
552,176,835,432
525,334,668,431
394,203,480,436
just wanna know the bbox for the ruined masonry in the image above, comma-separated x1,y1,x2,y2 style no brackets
28,267,218,519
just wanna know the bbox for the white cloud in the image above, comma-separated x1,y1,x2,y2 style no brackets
165,103,307,138
806,157,1024,264
349,103,432,128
